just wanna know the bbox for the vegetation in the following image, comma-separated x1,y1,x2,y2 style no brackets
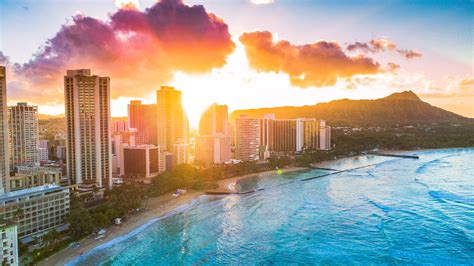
30,108,474,264
148,162,274,196
296,122,474,166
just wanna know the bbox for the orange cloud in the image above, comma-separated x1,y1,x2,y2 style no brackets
239,31,381,88
4,0,235,105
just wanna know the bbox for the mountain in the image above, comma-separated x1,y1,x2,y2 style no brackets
230,91,471,125
38,113,64,120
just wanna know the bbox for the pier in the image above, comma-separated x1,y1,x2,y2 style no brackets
301,163,379,182
309,166,339,171
369,153,419,159
205,190,236,195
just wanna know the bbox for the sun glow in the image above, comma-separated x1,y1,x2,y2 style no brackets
115,0,140,9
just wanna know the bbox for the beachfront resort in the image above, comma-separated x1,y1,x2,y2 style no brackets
1,0,473,264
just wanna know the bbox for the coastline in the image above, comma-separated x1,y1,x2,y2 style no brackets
216,166,309,193
40,148,470,265
42,166,308,265
41,191,204,266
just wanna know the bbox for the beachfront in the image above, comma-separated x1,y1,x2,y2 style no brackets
49,148,474,265
41,166,307,265
40,150,430,265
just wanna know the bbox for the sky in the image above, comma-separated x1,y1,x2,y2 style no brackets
0,0,472,126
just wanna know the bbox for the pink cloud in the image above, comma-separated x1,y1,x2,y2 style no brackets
5,0,235,104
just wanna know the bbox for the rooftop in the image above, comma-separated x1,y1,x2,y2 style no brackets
0,184,67,203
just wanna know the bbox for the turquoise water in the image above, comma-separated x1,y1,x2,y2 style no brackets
70,149,474,265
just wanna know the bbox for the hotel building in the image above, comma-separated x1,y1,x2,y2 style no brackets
156,86,189,152
64,69,112,189
195,135,231,166
195,103,231,165
0,220,18,266
0,184,70,241
128,101,157,145
264,117,327,153
199,103,229,136
235,116,260,161
8,102,39,170
39,140,49,162
112,119,128,134
56,145,67,161
172,143,188,166
319,121,332,150
8,166,61,192
123,145,160,179
0,66,9,194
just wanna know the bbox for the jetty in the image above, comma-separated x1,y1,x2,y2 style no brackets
309,166,339,171
205,189,235,195
301,163,379,182
369,152,419,159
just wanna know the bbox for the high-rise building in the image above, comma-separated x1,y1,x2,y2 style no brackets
64,69,112,189
39,140,48,149
235,115,260,161
0,219,18,266
112,119,128,134
259,114,275,149
196,103,231,166
8,102,39,169
195,135,231,166
156,86,189,151
123,145,160,179
56,145,67,161
0,66,9,194
128,101,157,145
270,119,297,152
172,143,188,166
262,117,324,153
38,148,48,162
111,130,139,175
319,121,331,150
199,103,228,136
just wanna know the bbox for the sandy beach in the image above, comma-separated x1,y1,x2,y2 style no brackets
43,152,423,265
41,191,204,266
41,166,307,265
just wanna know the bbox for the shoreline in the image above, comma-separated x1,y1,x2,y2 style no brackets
216,166,309,193
41,191,204,266
42,166,308,265
41,147,472,265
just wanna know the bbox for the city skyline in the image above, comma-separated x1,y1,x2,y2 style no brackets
0,0,472,127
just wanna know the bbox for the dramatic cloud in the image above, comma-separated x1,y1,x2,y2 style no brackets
347,38,422,59
239,31,381,88
7,0,235,104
